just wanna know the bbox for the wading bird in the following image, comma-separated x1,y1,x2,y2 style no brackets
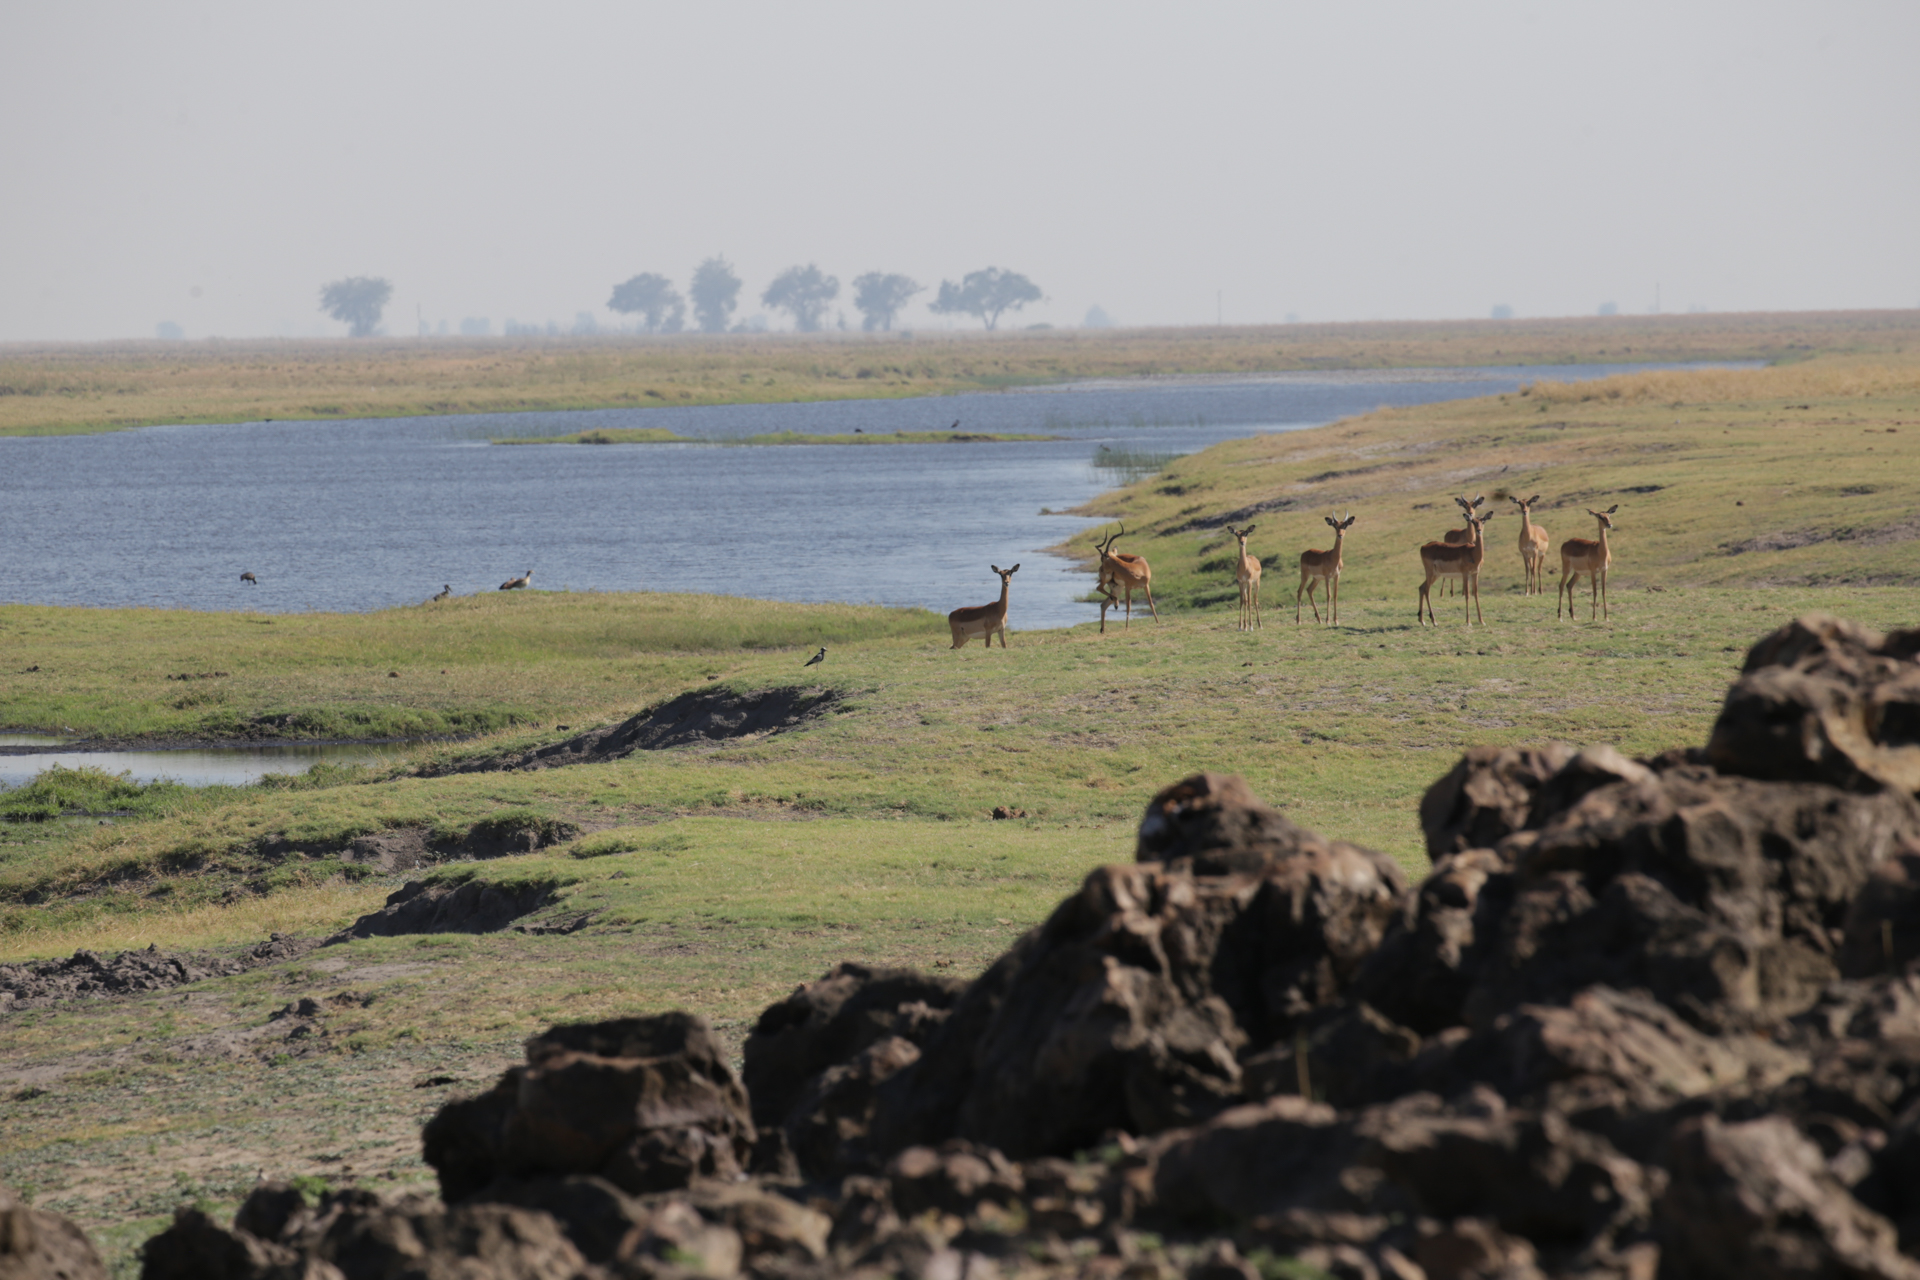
948,564,1019,649
432,585,452,602
499,570,533,591
240,572,258,586
804,647,826,667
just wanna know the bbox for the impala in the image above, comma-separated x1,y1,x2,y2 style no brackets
1296,513,1356,625
1557,505,1618,621
1228,524,1262,630
1094,525,1158,633
1436,495,1483,595
1417,510,1493,626
1509,494,1550,595
949,563,1019,648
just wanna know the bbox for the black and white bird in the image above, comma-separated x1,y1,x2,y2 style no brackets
803,647,826,667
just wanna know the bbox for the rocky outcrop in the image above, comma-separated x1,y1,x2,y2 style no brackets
136,614,1920,1279
0,934,313,1011
0,1185,106,1280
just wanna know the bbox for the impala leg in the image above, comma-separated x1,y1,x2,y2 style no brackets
1330,574,1340,626
1296,575,1308,625
1600,568,1609,620
1307,580,1322,624
1417,581,1429,627
1145,585,1159,621
1253,581,1261,629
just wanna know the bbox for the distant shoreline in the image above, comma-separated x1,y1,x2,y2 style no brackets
490,427,1064,446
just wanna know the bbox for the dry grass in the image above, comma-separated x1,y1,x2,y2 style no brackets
6,310,1919,436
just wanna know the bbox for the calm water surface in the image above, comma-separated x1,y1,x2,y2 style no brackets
0,365,1722,632
0,737,408,789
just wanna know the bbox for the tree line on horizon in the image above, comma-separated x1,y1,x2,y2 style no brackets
316,262,1044,339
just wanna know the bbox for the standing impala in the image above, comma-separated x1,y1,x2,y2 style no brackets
1094,525,1157,633
948,563,1019,648
1296,513,1356,625
1228,524,1262,630
1509,494,1550,595
1436,495,1484,595
1557,505,1618,621
1417,510,1494,626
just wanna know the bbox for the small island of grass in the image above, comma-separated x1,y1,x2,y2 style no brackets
492,427,1062,446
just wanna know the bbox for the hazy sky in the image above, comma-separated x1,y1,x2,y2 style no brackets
4,1,1916,342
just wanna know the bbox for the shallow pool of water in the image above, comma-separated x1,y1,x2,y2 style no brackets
0,739,413,790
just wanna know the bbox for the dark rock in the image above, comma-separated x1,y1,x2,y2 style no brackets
1839,846,1920,978
870,775,1404,1160
741,961,964,1130
1655,1114,1920,1280
0,1185,107,1280
1706,613,1920,794
886,1142,1025,1219
468,1174,645,1264
325,875,561,943
137,1205,299,1280
783,1034,923,1178
1417,744,1576,860
424,1013,754,1204
231,1181,311,1245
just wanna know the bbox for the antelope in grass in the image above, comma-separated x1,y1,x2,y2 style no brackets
1296,512,1356,625
499,569,533,591
1557,505,1618,621
1228,524,1262,630
1094,525,1158,633
1436,495,1484,595
1417,509,1494,626
949,563,1019,649
1509,494,1550,595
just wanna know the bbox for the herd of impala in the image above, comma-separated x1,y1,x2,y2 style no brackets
945,495,1621,647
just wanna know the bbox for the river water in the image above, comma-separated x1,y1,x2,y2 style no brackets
0,364,1717,632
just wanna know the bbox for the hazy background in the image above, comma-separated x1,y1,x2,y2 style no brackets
3,0,1916,343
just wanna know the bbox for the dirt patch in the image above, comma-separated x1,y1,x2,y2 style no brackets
428,686,846,775
1163,496,1301,534
324,877,567,943
253,813,579,872
1722,517,1920,556
0,933,315,1012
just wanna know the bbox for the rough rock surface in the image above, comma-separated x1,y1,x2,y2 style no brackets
0,934,313,1010
130,615,1920,1278
433,686,845,775
422,1012,756,1204
0,1184,107,1280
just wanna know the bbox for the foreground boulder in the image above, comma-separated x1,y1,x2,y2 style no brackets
423,1012,755,1202
0,1185,106,1280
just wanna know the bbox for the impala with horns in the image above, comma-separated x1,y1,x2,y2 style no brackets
1228,524,1262,630
1436,494,1484,595
948,563,1019,649
1093,525,1158,633
1557,505,1618,621
1417,509,1494,627
1509,494,1551,595
1296,512,1356,625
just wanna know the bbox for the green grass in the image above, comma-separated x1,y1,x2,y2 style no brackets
492,427,1060,445
0,590,941,743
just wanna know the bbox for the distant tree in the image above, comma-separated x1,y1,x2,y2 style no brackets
318,276,393,337
608,273,685,333
690,257,742,333
761,264,839,333
1490,304,1514,320
1596,301,1618,316
1082,305,1114,329
851,272,923,332
928,268,1042,330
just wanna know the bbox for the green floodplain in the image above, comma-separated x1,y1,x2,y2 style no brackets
1,312,1918,1267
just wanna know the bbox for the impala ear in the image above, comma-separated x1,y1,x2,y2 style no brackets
1528,494,1540,505
1606,504,1619,514
991,565,1002,574
1245,524,1256,536
1009,563,1020,573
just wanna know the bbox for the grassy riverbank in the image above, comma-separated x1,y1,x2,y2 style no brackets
5,309,1918,436
5,336,1920,1270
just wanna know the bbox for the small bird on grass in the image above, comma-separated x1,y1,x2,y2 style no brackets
240,572,258,585
431,585,451,602
803,647,826,667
